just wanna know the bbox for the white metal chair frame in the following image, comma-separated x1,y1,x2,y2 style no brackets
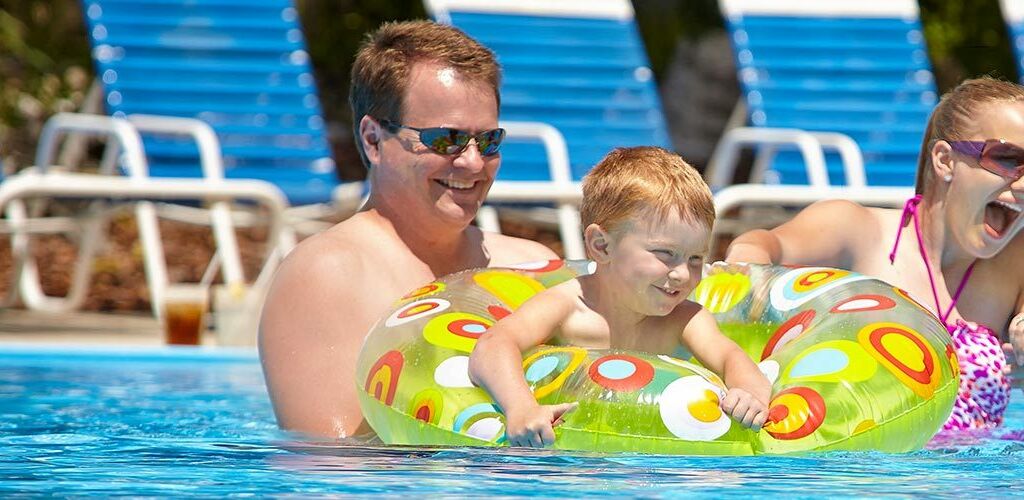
2,113,289,318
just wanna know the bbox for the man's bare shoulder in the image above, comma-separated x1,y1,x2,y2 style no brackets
482,230,559,266
276,213,387,280
261,214,397,332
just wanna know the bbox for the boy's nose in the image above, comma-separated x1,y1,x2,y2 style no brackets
667,266,688,285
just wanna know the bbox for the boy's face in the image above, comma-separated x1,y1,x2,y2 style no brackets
599,207,711,316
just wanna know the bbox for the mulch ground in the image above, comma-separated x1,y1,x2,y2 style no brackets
0,211,564,313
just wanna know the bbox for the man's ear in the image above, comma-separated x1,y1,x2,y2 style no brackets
359,115,383,166
931,139,955,184
584,223,612,263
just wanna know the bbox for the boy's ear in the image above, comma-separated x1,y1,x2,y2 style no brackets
359,115,383,166
584,223,612,262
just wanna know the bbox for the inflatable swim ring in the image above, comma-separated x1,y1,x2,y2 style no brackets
355,260,957,455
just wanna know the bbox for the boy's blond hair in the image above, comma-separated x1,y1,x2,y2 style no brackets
580,146,715,237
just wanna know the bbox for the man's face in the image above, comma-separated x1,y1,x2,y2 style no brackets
373,62,501,229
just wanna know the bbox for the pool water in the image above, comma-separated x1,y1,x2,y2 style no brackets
1,345,1023,496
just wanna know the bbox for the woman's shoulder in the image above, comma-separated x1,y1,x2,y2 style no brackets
781,199,890,244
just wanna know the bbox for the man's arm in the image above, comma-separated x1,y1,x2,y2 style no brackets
724,199,874,269
258,235,377,439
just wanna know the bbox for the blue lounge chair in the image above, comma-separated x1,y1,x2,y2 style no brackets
707,0,925,221
81,0,362,215
1001,0,1024,82
428,0,672,258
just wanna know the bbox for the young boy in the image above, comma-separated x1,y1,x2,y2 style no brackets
468,146,771,448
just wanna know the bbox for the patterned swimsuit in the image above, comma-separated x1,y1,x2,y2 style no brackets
890,196,1010,431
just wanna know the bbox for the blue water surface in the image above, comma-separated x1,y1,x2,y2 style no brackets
1,345,1022,497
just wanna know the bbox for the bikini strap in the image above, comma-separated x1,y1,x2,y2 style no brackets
889,195,922,264
889,195,977,326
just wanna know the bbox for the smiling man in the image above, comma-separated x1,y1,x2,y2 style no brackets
259,20,556,439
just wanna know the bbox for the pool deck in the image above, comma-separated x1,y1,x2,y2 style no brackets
0,309,218,346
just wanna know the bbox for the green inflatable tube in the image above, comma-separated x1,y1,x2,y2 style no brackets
355,260,957,454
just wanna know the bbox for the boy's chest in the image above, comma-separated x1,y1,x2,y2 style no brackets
555,310,680,354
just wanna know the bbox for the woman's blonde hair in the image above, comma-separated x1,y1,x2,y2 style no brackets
580,146,714,236
916,76,1024,194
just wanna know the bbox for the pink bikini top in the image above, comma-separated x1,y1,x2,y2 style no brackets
889,195,977,331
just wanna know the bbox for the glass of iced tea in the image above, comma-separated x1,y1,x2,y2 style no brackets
162,284,209,345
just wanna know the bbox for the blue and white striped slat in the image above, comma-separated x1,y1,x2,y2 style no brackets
428,0,670,183
82,0,337,206
721,0,936,187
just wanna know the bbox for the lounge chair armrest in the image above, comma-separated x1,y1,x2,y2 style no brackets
127,114,227,180
34,112,148,177
485,181,582,203
705,127,830,189
803,131,866,187
499,121,573,185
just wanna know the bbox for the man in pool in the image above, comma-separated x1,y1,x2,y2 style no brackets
469,147,771,447
259,21,557,439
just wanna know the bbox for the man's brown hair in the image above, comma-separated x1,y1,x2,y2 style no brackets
349,20,501,168
581,146,715,236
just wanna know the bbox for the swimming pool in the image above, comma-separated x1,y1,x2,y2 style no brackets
1,345,1022,496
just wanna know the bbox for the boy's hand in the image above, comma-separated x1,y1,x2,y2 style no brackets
504,402,578,447
720,388,767,431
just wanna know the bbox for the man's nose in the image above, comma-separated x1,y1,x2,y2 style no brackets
453,139,486,171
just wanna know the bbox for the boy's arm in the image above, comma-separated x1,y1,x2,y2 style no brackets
680,306,772,424
468,284,579,446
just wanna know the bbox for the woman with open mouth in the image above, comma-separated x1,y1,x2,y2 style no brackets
724,77,1024,433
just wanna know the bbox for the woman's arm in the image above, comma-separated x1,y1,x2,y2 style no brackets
724,199,876,269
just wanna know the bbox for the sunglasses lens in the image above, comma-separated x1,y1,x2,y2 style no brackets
477,129,505,156
983,142,1024,179
420,128,469,155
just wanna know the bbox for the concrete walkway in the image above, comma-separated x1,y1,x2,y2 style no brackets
0,309,218,346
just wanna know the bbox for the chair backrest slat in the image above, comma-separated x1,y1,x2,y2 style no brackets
429,0,670,181
722,0,936,187
83,0,337,206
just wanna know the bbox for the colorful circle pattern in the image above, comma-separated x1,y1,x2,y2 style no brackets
769,267,869,311
522,347,587,399
588,355,655,392
385,298,450,327
364,350,403,406
857,322,940,399
659,375,731,441
423,312,494,353
764,386,826,440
